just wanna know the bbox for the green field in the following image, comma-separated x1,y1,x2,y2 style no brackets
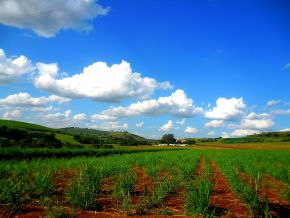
0,120,51,131
0,149,289,217
55,133,81,145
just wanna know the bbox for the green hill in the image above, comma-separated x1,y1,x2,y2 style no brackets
0,119,51,131
221,131,290,144
58,127,155,146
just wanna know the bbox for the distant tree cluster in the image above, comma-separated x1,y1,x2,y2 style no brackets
161,134,176,145
0,126,62,148
74,133,151,146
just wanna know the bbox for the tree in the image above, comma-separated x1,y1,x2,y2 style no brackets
161,134,176,145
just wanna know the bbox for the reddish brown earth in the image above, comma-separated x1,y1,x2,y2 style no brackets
97,176,119,214
157,187,186,216
240,172,290,217
194,157,206,177
51,168,76,194
260,175,290,218
12,205,44,218
263,174,289,200
209,161,250,218
7,169,76,218
131,166,154,206
149,158,207,217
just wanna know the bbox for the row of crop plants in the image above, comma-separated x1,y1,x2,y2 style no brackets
0,149,289,217
208,149,289,217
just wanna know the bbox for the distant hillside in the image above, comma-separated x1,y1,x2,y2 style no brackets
58,127,156,146
179,131,290,145
0,120,157,148
222,131,290,144
0,119,52,131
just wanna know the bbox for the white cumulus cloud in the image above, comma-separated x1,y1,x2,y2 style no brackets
207,131,215,137
273,109,290,115
0,92,70,107
204,120,224,128
267,99,281,107
0,48,34,84
159,120,175,132
230,129,260,137
176,118,186,125
0,0,110,37
2,109,22,120
240,112,274,130
31,106,56,112
90,121,128,131
35,61,172,102
185,126,198,134
73,113,86,121
221,132,230,138
280,128,290,132
205,97,246,120
136,121,144,128
91,89,202,120
44,110,71,122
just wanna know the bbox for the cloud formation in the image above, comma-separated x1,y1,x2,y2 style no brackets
204,120,224,128
90,121,128,131
136,121,144,128
205,97,246,120
35,61,172,102
267,99,281,107
0,49,34,84
185,126,198,134
230,129,260,137
280,128,290,132
73,113,86,121
240,112,274,130
2,109,22,120
0,92,70,107
176,118,186,125
44,110,71,122
91,89,202,120
159,120,175,131
273,109,290,115
0,0,109,37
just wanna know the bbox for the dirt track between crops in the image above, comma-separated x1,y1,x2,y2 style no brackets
210,161,250,217
5,158,290,218
240,172,290,217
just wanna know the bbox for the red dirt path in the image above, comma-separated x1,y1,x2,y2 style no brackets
209,161,250,217
240,172,290,217
131,166,154,206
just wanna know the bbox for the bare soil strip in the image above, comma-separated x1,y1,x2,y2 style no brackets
10,169,76,218
157,187,187,216
194,157,206,177
241,173,290,217
51,168,76,195
97,176,119,214
131,165,154,206
12,205,44,218
263,174,290,201
210,161,250,217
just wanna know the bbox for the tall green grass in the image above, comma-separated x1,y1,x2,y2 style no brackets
0,149,289,217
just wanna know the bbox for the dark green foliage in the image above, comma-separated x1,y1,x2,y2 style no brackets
185,161,213,216
0,147,181,160
223,131,290,143
69,166,103,210
161,134,176,145
0,125,62,148
61,127,156,146
0,119,51,131
181,138,197,145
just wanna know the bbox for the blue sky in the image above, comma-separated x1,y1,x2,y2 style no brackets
0,0,290,139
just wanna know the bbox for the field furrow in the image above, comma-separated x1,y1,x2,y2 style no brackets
209,160,250,217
